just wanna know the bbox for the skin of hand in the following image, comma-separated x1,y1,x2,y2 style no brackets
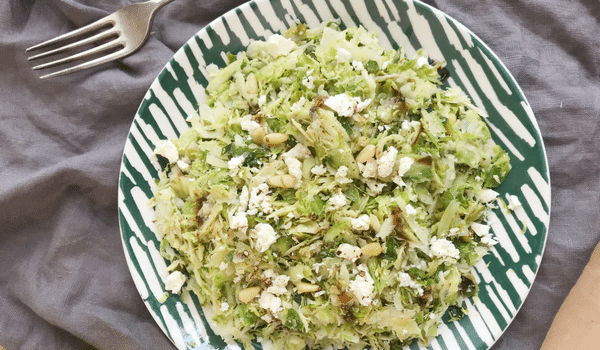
540,242,600,350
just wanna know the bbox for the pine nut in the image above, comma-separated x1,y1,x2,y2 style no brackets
355,144,376,164
296,282,320,293
246,73,258,95
264,133,288,146
238,286,261,303
268,174,297,188
251,127,266,144
360,242,383,257
268,175,284,187
281,174,297,188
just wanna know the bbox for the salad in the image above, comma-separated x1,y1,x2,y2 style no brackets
151,21,511,350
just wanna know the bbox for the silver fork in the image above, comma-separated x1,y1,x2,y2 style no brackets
26,0,175,79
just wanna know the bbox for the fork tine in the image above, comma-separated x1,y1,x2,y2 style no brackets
27,29,118,61
26,16,114,52
38,49,129,79
32,40,123,71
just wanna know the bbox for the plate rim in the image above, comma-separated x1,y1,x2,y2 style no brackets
117,0,551,349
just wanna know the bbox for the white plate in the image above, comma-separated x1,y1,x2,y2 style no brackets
118,0,551,349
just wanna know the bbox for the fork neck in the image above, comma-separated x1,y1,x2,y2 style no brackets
149,0,176,5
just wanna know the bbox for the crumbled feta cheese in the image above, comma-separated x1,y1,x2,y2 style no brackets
397,156,414,177
481,235,498,246
247,184,272,215
351,214,370,231
430,237,460,261
311,164,327,176
164,271,186,294
219,262,229,271
325,93,356,117
335,166,348,178
229,211,248,232
228,155,246,175
377,147,398,177
176,159,189,172
290,97,306,112
324,93,370,117
336,243,362,262
361,159,378,178
251,223,278,252
334,166,352,184
416,56,429,68
154,140,179,164
364,179,386,194
404,204,417,216
302,74,315,89
352,60,364,71
392,175,407,188
401,120,421,131
258,291,283,315
266,34,296,58
283,143,311,160
471,223,490,237
258,94,267,107
348,264,375,306
327,192,347,210
239,186,250,210
356,98,372,111
397,272,424,296
220,301,229,312
206,63,219,79
313,262,325,274
234,134,245,146
284,157,303,183
507,195,522,211
262,269,276,280
241,120,261,134
448,227,460,236
471,223,497,246
266,274,290,295
336,47,352,62
479,189,499,203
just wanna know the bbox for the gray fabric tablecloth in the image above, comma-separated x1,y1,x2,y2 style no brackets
1,0,598,349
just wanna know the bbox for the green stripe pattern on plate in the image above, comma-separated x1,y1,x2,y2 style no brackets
118,0,550,349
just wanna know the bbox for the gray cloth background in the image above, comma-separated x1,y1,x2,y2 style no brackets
0,0,598,349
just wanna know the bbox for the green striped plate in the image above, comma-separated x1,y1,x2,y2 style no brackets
118,0,550,349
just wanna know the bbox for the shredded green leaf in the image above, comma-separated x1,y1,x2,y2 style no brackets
151,21,511,350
